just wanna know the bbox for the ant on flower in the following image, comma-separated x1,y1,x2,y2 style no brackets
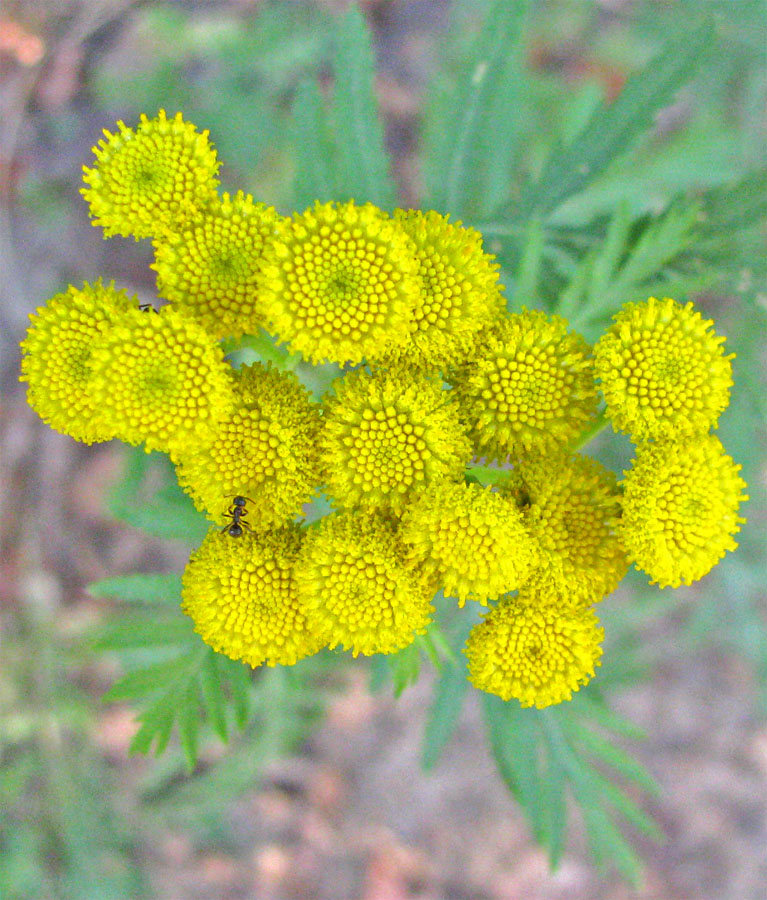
221,495,254,538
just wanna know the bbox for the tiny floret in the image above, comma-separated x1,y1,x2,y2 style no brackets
257,200,420,365
465,589,603,708
295,510,435,657
594,296,734,441
451,310,598,460
175,362,322,527
89,306,234,458
152,192,280,338
182,525,324,667
19,280,135,443
320,366,471,511
618,436,747,588
81,110,220,239
401,480,538,604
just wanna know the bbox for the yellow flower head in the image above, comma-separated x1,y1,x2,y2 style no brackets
618,435,747,588
508,453,628,605
594,296,734,441
81,110,220,240
19,281,136,443
451,310,598,460
295,510,435,657
152,192,280,339
400,481,538,605
182,525,324,667
386,209,505,370
464,589,604,708
257,201,420,365
175,362,322,527
90,306,234,458
320,366,471,511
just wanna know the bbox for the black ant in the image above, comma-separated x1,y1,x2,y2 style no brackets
139,303,158,313
221,495,254,537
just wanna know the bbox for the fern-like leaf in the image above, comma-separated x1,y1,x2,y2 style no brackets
482,691,662,881
499,20,714,222
425,0,529,217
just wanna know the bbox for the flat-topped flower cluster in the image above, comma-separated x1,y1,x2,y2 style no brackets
20,112,747,709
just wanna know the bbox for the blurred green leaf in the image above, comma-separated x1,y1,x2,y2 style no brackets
499,20,714,222
331,5,397,208
292,79,337,209
88,573,182,605
483,693,662,881
425,0,529,217
422,661,469,770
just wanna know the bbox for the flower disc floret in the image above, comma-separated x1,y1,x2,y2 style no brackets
387,209,504,370
152,192,280,338
90,306,234,458
618,436,747,588
182,525,324,667
175,362,321,526
594,296,733,441
464,590,603,707
20,281,136,443
295,510,435,657
320,366,471,511
81,110,220,239
508,453,628,605
451,310,598,460
257,201,420,365
401,481,538,605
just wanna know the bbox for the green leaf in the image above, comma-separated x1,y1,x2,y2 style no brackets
500,20,714,222
426,0,529,216
539,741,568,870
509,217,545,310
200,652,228,742
292,79,337,209
93,614,195,650
106,448,209,543
87,573,182,604
482,697,547,842
422,662,469,770
388,643,421,697
177,682,201,772
331,5,396,208
103,653,202,702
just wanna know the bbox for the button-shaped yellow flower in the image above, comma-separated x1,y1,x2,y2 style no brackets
182,525,324,667
257,201,420,365
152,191,280,339
20,280,136,443
594,296,734,441
508,453,628,606
451,310,598,460
400,481,538,605
465,589,603,708
175,362,322,527
90,306,234,458
320,366,471,511
619,435,747,588
295,510,435,657
386,209,505,371
81,110,220,240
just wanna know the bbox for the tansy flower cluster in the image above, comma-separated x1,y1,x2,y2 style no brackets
20,112,748,710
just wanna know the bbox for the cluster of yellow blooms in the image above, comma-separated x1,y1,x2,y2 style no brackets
20,112,748,709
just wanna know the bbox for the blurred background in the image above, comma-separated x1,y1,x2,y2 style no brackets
1,1,766,898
